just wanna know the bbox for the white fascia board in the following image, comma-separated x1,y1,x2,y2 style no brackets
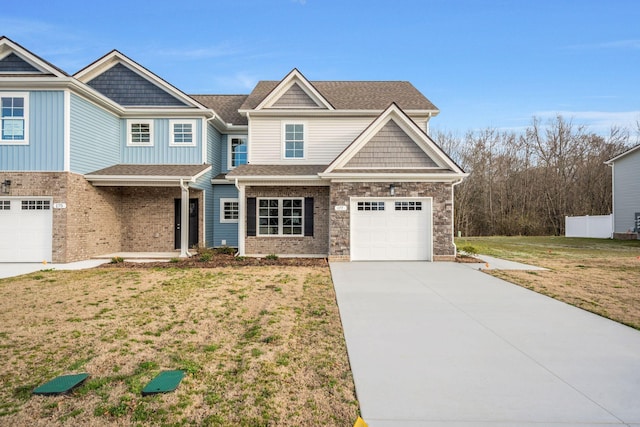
0,39,67,77
227,175,323,181
121,109,213,118
318,172,469,182
255,69,334,110
211,178,233,184
237,109,439,117
605,144,640,164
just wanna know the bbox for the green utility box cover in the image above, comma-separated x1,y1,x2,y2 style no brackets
142,370,185,395
33,373,89,395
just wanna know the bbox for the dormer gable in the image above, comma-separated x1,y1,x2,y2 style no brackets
74,50,205,109
0,36,68,77
255,69,334,110
325,103,464,174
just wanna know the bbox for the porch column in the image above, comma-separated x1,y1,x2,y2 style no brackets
179,179,190,258
237,183,246,256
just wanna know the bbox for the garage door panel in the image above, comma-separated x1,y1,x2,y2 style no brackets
0,198,53,262
351,198,431,261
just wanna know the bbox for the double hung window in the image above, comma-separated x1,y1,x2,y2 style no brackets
1,93,28,144
283,123,304,158
258,198,303,236
170,120,196,146
229,136,247,168
127,120,153,146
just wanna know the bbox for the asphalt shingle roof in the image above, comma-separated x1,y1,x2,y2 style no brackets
240,81,438,111
226,164,328,177
86,164,211,177
190,95,249,125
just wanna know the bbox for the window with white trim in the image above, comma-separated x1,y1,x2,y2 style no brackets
169,120,196,146
0,200,10,210
228,136,247,169
357,201,385,211
220,198,239,223
395,201,422,211
283,123,304,158
258,198,303,236
21,200,50,210
127,119,153,146
1,92,29,145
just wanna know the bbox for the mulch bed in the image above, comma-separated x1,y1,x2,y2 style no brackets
100,254,328,269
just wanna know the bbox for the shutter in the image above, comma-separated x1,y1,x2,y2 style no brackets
247,197,256,236
304,197,314,236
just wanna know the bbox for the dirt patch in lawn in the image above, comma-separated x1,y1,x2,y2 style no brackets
457,236,640,330
0,266,358,426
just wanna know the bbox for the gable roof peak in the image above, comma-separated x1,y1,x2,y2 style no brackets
254,68,335,110
0,36,68,77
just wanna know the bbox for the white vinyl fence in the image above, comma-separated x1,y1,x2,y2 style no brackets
565,214,613,238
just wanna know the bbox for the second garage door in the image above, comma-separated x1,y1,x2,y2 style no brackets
350,198,432,261
0,198,53,262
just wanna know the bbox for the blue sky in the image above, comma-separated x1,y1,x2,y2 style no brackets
2,0,639,135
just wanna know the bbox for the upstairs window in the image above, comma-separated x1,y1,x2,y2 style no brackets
229,136,247,169
127,119,153,146
170,120,196,146
283,123,304,159
1,93,28,145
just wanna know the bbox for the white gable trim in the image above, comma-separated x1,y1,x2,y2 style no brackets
73,51,208,110
0,37,67,77
255,69,334,110
324,103,465,174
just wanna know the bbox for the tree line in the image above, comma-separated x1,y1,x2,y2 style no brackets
435,116,637,236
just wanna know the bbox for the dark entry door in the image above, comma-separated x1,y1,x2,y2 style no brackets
174,198,199,250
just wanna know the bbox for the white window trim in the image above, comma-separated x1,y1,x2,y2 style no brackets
220,198,239,223
0,92,29,145
126,119,154,146
227,135,248,170
281,121,306,160
257,197,304,237
169,119,197,147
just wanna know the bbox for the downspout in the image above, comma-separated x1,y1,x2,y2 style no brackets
179,178,191,258
235,177,246,256
426,112,432,135
451,178,464,257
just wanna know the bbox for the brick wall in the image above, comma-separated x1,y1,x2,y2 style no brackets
245,186,329,255
119,187,203,252
0,172,121,262
329,181,455,261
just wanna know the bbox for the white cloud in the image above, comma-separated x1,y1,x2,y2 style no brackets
533,110,640,134
565,39,640,50
157,44,241,60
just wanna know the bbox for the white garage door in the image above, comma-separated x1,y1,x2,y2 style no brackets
0,198,53,262
350,198,432,261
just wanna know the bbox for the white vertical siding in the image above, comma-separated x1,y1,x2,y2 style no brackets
613,150,640,232
249,116,374,164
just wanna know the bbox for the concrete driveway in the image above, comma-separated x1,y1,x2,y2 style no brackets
330,262,640,427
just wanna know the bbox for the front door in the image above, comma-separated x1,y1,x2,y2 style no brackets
174,198,199,250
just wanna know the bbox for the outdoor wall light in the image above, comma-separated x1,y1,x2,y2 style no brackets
1,180,11,194
389,184,395,196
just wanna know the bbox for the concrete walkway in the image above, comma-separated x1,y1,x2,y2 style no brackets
330,262,640,426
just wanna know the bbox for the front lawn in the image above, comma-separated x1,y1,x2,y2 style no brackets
0,266,358,426
456,236,640,329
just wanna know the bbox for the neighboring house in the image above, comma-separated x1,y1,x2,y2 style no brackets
605,144,640,236
0,37,467,263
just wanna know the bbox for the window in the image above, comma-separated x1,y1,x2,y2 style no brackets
395,201,422,211
258,198,303,236
21,200,50,210
127,119,153,146
1,93,28,145
0,200,10,210
220,198,239,223
169,120,196,146
283,123,304,158
357,201,385,211
228,136,247,169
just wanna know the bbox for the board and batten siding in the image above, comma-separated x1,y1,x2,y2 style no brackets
208,123,221,174
0,91,64,171
69,93,120,174
212,184,239,247
249,116,374,164
613,150,640,233
121,118,203,164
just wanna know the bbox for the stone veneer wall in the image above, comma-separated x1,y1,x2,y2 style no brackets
245,186,330,255
0,172,121,262
119,187,203,252
329,181,455,261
